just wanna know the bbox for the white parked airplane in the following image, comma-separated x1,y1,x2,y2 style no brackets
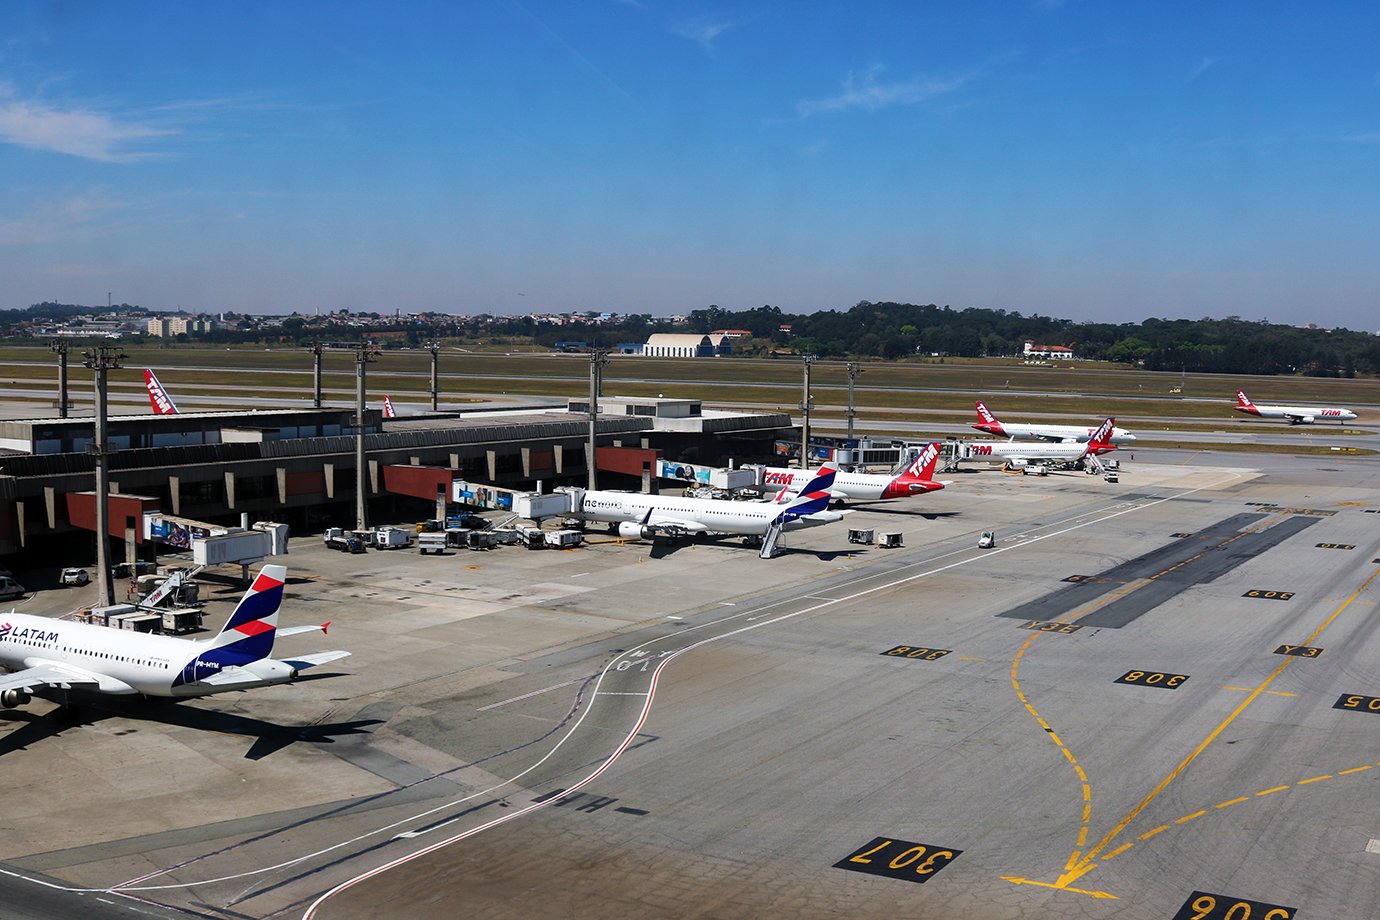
574,466,844,545
1233,390,1356,425
972,401,1135,444
957,417,1118,470
760,441,947,504
0,564,348,709
143,368,179,415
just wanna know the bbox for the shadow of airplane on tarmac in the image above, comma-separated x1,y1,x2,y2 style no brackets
0,686,380,761
851,507,962,520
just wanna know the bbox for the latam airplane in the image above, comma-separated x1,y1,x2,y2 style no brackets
143,368,179,415
0,564,348,710
958,417,1118,470
575,466,845,544
760,441,946,504
972,401,1135,444
1233,390,1356,425
383,395,397,418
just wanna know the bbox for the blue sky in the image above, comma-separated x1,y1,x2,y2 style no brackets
3,1,1379,328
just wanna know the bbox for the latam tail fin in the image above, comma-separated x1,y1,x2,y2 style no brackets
1236,390,1254,409
772,464,837,525
144,369,179,415
1087,417,1116,453
975,401,998,425
208,564,286,661
383,395,397,418
174,564,286,688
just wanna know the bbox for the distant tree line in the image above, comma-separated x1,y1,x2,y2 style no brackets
5,300,1378,377
669,302,1380,377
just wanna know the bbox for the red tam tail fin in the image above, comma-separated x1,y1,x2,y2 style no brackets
1088,418,1116,452
906,441,943,481
975,401,997,424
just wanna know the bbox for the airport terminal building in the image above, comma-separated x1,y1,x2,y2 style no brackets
0,399,794,557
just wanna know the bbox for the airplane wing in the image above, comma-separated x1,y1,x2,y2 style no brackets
0,663,101,694
645,516,711,536
772,489,848,503
281,651,352,670
191,652,352,688
195,665,265,688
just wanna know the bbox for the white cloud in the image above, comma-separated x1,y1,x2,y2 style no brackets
671,16,739,51
0,192,130,245
797,67,966,117
1189,56,1220,81
0,93,173,162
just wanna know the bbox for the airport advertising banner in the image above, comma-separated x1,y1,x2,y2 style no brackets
451,481,515,511
142,514,226,549
656,459,713,484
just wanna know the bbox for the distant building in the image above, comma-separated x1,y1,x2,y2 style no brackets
147,317,173,337
710,329,753,338
643,334,716,357
1023,341,1076,359
778,324,793,334
170,316,217,335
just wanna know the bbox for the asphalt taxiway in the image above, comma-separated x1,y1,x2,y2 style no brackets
3,447,1380,920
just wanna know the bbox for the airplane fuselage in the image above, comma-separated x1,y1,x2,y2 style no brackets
959,439,1100,465
0,613,287,700
972,421,1136,444
578,490,841,535
1234,404,1356,424
758,466,940,501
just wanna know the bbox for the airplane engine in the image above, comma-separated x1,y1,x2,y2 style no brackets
617,522,653,540
1291,416,1314,425
1,689,32,709
1005,457,1028,469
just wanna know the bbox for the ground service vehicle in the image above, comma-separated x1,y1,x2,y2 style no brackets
417,532,448,554
323,528,366,554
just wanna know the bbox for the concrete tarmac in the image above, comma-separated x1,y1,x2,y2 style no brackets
2,447,1379,920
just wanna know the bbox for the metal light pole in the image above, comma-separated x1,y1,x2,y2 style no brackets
428,340,440,411
83,345,125,607
800,354,816,467
353,344,378,530
49,340,70,418
587,349,609,489
846,361,862,440
310,341,324,409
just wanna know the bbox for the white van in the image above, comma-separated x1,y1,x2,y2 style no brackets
0,576,26,600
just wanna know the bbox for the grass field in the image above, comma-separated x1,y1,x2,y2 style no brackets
3,344,1376,428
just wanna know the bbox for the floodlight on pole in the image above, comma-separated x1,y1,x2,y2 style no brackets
799,354,816,468
82,344,125,608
